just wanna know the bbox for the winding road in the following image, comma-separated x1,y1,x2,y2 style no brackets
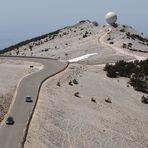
0,56,68,148
99,31,148,61
0,31,147,148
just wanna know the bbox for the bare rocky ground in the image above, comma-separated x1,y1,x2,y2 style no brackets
3,21,148,63
0,60,42,121
1,20,148,147
25,64,148,148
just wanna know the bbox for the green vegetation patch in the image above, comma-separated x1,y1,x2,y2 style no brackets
104,60,148,93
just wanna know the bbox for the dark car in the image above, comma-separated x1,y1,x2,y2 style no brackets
25,96,32,102
109,41,114,45
6,116,14,125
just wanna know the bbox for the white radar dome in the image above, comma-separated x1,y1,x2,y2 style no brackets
105,12,117,25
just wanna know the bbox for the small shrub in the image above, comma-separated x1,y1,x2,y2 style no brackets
69,81,73,86
44,39,48,42
141,96,148,104
63,32,67,35
85,31,88,35
30,65,34,68
79,20,86,24
65,53,68,56
16,50,19,55
73,79,78,84
120,29,125,32
44,49,49,52
91,97,96,103
74,92,80,98
127,36,130,39
128,43,133,48
109,42,114,44
29,45,33,51
57,82,61,87
122,43,127,48
83,34,87,38
92,21,99,26
105,98,112,103
107,38,111,41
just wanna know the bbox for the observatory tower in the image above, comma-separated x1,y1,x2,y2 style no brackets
105,12,117,25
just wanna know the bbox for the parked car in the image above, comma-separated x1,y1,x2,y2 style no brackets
6,116,14,125
25,96,32,102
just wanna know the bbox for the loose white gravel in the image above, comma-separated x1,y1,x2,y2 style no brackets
25,64,148,148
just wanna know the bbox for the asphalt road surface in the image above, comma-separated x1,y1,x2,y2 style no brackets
0,56,68,148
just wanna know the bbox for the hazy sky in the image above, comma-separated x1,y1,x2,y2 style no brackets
0,0,148,48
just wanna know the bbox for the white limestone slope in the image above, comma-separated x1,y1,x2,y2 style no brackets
3,21,148,64
25,64,148,148
22,21,148,148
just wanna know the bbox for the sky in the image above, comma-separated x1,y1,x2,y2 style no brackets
0,0,148,49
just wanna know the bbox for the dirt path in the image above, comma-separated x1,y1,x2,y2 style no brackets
99,32,148,61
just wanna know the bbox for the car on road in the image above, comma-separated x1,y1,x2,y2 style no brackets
6,116,14,125
25,96,32,102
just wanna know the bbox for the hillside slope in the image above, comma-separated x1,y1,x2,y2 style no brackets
1,21,148,64
25,64,148,148
1,21,147,148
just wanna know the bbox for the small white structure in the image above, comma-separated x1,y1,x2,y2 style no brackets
106,28,112,34
105,12,117,25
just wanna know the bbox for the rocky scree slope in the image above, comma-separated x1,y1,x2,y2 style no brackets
1,21,148,62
